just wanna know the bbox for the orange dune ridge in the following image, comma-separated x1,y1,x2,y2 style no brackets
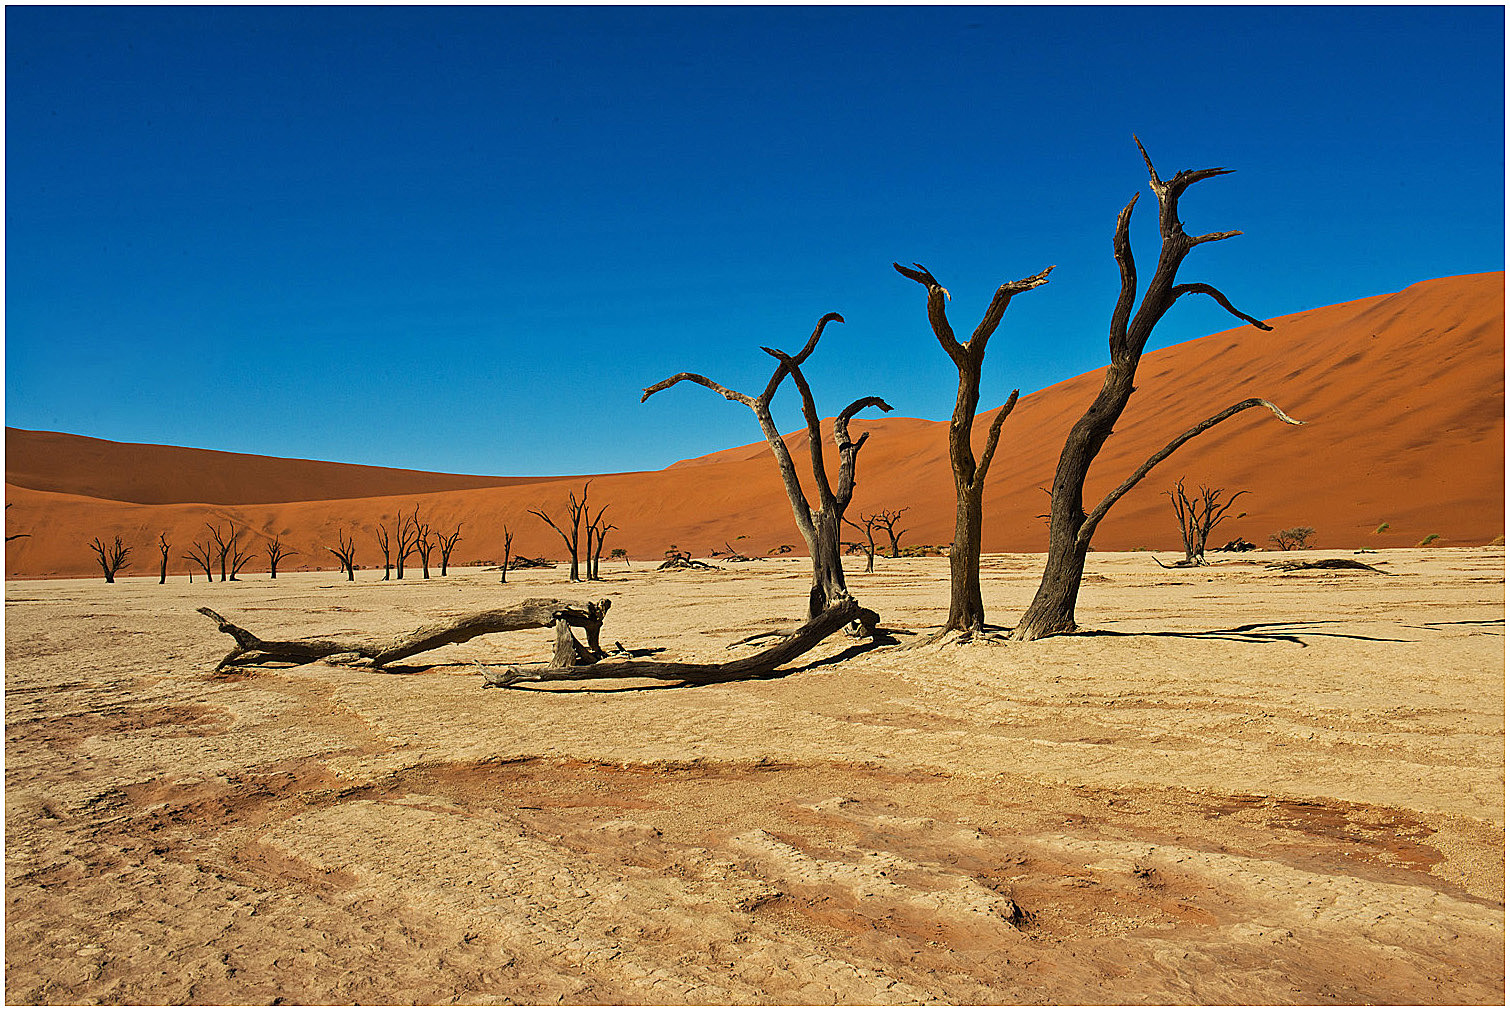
6,272,1503,579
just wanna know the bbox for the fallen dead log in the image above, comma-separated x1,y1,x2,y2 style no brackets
198,597,612,671
482,596,875,688
1264,558,1390,573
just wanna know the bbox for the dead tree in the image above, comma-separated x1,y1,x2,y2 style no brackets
586,507,616,580
265,536,299,579
157,532,171,584
374,525,392,579
872,508,909,558
843,515,878,573
328,528,358,581
414,517,435,579
199,598,615,671
394,509,418,579
89,535,131,583
1167,480,1247,566
611,548,630,568
500,526,514,583
530,485,590,582
1013,142,1303,641
643,312,889,628
228,533,254,581
438,524,463,576
1270,526,1315,551
184,540,214,581
207,522,232,582
895,262,1053,635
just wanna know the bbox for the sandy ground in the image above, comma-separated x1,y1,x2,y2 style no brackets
5,548,1504,1004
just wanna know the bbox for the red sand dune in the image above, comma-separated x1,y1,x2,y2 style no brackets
6,272,1502,579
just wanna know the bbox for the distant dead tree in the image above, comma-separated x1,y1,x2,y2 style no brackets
207,522,233,582
228,532,254,581
437,523,463,576
328,528,358,581
530,483,590,582
265,535,299,579
1167,480,1247,566
610,547,630,568
413,514,436,579
157,532,171,584
871,508,910,558
500,525,514,583
184,539,214,581
843,515,878,573
585,506,616,581
89,535,131,583
392,509,419,579
643,312,888,630
896,260,1051,635
1013,142,1302,641
375,524,393,580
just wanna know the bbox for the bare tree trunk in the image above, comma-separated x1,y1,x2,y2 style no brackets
643,314,889,629
1014,142,1301,641
158,532,170,584
531,485,588,582
896,263,1052,635
501,526,514,583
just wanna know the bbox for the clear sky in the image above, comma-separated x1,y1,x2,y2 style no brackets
6,5,1504,476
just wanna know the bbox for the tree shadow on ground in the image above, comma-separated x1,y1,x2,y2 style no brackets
1075,620,1411,648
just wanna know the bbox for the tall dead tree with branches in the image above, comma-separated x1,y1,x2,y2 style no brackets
157,532,171,584
872,507,910,558
393,509,418,580
328,528,357,581
1013,142,1302,641
530,484,590,582
89,535,131,583
414,514,435,579
585,505,615,581
642,312,889,627
375,524,393,580
437,524,462,576
184,539,213,582
265,536,298,579
843,514,878,573
895,262,1053,634
1167,480,1247,566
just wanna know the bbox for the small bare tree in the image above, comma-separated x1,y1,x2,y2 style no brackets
207,522,232,582
184,539,214,581
437,523,462,576
871,508,910,558
1168,480,1247,566
328,528,358,581
228,532,254,581
375,523,393,580
895,261,1052,635
157,532,171,584
1013,142,1302,641
585,506,616,581
413,515,435,579
500,525,514,583
643,312,889,627
843,515,878,573
265,536,298,579
610,547,629,569
89,535,131,583
393,509,419,579
530,484,590,582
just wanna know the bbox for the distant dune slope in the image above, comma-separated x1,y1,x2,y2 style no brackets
6,273,1502,578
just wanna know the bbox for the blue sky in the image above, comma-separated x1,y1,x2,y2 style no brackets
6,5,1504,476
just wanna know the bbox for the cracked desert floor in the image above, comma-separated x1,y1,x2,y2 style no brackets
5,548,1505,1004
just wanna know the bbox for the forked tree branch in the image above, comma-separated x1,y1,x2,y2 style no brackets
1077,398,1304,550
1172,283,1273,331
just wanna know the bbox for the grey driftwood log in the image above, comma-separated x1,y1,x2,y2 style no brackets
198,597,612,671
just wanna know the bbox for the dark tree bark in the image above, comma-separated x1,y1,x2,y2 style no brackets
642,313,891,626
375,524,393,580
265,536,298,579
207,522,232,582
198,598,613,671
158,532,170,584
328,528,357,581
843,515,877,573
872,508,909,558
89,535,131,583
1168,479,1248,566
184,540,214,581
530,483,590,582
500,526,514,583
394,509,418,580
1013,142,1302,641
414,517,435,579
895,262,1053,635
438,524,462,576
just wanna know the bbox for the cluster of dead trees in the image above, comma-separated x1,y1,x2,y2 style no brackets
527,482,615,582
645,141,1301,644
369,507,465,580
